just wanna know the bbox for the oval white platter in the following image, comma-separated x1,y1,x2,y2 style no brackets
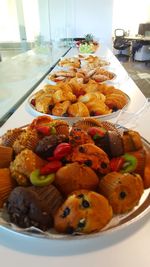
26,93,130,125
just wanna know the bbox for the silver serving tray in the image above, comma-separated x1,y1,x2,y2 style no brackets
0,136,149,240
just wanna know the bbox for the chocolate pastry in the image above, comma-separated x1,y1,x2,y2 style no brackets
35,134,69,159
7,184,63,231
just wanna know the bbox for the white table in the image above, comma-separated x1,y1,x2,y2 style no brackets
0,46,150,267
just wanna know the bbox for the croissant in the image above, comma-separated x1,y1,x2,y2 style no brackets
97,84,125,96
78,92,105,103
68,102,90,117
86,99,111,115
105,93,127,110
52,101,71,116
35,94,54,113
52,89,76,103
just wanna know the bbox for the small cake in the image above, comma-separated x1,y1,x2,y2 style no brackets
55,162,99,196
127,149,146,176
13,129,40,154
122,130,143,152
35,134,69,159
143,145,150,189
54,190,113,234
28,115,53,130
94,130,124,158
50,120,69,137
0,168,16,208
72,117,103,131
6,184,64,231
98,172,144,214
0,146,13,168
10,149,46,186
0,128,24,147
69,127,94,147
70,143,110,175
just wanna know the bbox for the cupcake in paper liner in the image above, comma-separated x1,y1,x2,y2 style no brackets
98,172,144,214
50,120,69,137
1,128,24,147
0,168,16,208
13,129,40,154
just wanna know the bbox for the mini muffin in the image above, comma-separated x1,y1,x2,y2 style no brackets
98,172,144,214
55,162,99,196
0,168,16,208
70,143,110,175
13,129,40,154
69,128,94,147
143,145,150,189
50,120,69,137
28,115,53,130
127,149,146,176
72,117,103,131
0,146,13,168
10,149,46,186
54,190,113,234
7,184,63,231
122,130,143,152
35,134,69,159
95,130,124,158
0,128,24,147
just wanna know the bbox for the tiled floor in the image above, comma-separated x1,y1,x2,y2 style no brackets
116,55,150,98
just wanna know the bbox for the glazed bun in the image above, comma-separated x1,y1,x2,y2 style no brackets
55,162,99,196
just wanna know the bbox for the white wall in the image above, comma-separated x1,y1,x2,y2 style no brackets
74,0,114,48
38,0,114,49
113,0,150,36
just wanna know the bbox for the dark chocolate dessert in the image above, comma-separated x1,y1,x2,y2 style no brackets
35,134,69,159
7,184,63,231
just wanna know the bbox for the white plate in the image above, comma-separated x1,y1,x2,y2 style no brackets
0,136,150,240
26,93,130,125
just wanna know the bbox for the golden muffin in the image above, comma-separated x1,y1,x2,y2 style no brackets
54,190,113,234
10,149,46,186
98,172,144,214
0,168,16,208
122,130,143,152
70,143,110,174
55,162,99,196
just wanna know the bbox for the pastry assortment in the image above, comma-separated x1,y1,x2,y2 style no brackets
30,81,128,117
0,116,150,236
48,67,115,84
29,51,129,120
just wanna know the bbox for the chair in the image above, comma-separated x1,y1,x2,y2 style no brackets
134,24,150,62
113,29,131,56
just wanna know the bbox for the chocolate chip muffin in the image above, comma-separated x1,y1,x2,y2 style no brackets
54,190,113,234
70,143,110,175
